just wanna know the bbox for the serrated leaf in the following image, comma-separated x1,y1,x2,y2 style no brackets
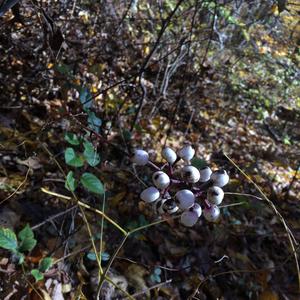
83,141,100,167
65,171,77,192
18,224,34,242
31,269,44,282
80,173,104,194
65,147,84,167
65,132,81,145
18,224,36,252
0,227,18,251
18,238,37,252
39,257,53,272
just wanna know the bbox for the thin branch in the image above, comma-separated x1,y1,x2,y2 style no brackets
31,205,77,230
224,152,300,292
130,279,173,298
0,167,30,205
130,0,185,131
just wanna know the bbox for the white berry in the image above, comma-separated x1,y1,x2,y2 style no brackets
210,170,229,187
175,189,195,210
155,198,166,214
140,187,160,203
178,144,195,161
162,147,177,164
152,171,170,189
180,211,199,227
203,205,220,222
162,198,178,214
181,165,200,183
190,203,202,217
199,166,212,182
207,186,224,205
131,149,149,166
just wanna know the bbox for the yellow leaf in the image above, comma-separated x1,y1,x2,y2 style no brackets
109,191,127,207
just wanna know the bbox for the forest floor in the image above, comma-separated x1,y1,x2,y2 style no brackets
0,1,300,300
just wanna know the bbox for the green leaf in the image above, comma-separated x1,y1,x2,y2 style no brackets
31,269,44,282
154,267,162,275
39,257,53,272
83,141,100,167
18,238,37,252
18,224,34,241
18,224,36,252
80,87,92,110
283,135,291,145
55,63,72,77
87,111,102,133
65,147,84,167
122,129,132,141
150,272,161,283
65,133,81,145
16,252,24,264
80,173,104,194
65,171,77,192
191,157,207,170
0,227,18,251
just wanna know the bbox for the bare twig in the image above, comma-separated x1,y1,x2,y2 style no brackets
0,167,30,205
130,279,173,298
31,205,77,230
130,0,185,131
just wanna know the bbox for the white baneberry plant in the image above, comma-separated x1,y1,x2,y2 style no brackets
132,144,230,227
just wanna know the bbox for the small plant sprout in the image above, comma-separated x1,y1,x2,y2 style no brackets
207,186,224,205
177,144,195,162
134,144,230,226
190,203,202,217
210,169,230,187
175,189,195,210
131,149,149,166
180,210,199,227
181,165,200,183
162,147,177,164
152,171,170,189
140,187,160,203
203,205,221,222
199,166,212,182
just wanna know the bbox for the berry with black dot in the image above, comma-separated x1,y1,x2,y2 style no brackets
210,169,229,187
199,166,212,182
181,165,200,183
152,171,170,189
207,186,224,205
203,205,221,222
178,144,195,162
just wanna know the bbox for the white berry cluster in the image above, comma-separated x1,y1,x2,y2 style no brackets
131,145,229,227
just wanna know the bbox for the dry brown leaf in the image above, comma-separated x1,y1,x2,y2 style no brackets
259,290,279,300
16,157,42,169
